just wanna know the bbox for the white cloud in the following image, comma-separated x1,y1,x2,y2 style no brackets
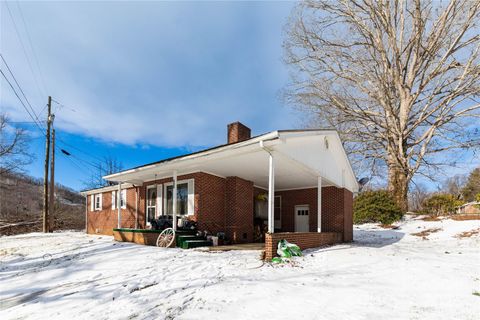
1,1,298,148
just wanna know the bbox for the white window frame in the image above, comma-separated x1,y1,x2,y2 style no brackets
94,193,102,211
112,191,116,210
146,185,158,226
164,179,194,216
274,195,281,229
120,189,127,209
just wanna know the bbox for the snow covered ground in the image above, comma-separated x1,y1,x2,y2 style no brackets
1,216,479,320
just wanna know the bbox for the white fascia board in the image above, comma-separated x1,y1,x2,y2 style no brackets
81,183,134,196
103,131,279,182
274,131,359,193
331,132,359,192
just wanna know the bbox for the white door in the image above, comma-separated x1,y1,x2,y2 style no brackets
295,205,310,232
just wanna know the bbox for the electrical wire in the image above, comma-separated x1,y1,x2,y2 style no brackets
15,0,49,95
4,1,46,100
0,68,45,134
0,53,44,130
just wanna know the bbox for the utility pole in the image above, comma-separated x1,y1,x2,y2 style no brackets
49,128,55,232
43,96,52,233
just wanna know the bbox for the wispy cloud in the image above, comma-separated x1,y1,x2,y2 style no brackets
1,1,298,148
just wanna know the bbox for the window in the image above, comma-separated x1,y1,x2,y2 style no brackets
112,190,127,209
146,186,157,224
94,194,102,211
120,189,127,209
166,183,188,215
112,191,116,209
164,179,194,216
274,196,281,220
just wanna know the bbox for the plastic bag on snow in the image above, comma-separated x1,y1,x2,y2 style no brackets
276,239,302,258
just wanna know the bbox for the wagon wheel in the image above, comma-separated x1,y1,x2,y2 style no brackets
156,228,175,248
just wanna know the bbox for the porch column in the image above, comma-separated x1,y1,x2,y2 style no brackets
317,176,322,233
117,182,122,229
268,153,275,233
134,186,138,229
172,171,177,231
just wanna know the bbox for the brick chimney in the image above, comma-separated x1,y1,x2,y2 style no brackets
227,122,251,144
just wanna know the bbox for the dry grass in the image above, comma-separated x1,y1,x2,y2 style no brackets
450,214,480,221
421,216,443,222
411,228,442,238
455,228,480,239
380,224,397,229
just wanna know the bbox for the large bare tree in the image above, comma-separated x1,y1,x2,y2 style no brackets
284,0,480,210
0,114,33,175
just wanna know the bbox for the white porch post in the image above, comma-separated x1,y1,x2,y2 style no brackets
172,171,177,231
317,176,322,233
117,182,122,229
268,153,275,233
135,186,138,229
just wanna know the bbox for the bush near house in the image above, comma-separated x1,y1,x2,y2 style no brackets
353,190,404,225
421,193,463,215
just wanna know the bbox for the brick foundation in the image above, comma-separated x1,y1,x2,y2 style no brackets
264,232,342,260
113,229,162,246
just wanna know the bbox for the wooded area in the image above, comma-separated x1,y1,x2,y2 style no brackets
0,171,85,235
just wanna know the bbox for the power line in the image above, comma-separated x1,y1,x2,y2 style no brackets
51,98,77,113
55,133,104,163
0,53,44,129
0,68,45,134
15,0,49,95
4,1,46,100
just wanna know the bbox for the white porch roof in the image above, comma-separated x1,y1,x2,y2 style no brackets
103,130,359,193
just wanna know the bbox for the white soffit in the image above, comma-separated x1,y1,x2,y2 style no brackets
103,130,359,193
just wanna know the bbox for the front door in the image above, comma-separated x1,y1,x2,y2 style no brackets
295,205,309,232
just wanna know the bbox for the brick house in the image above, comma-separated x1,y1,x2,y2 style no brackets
82,122,358,259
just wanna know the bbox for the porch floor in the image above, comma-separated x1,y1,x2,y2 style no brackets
208,243,265,252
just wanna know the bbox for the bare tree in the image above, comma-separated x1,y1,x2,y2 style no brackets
84,155,123,189
441,173,467,197
409,182,430,212
0,114,33,175
284,0,480,211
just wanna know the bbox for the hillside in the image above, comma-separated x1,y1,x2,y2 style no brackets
0,172,85,235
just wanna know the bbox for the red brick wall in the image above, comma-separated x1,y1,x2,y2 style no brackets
86,187,137,235
225,176,254,243
87,172,231,237
343,188,353,241
276,188,318,232
227,122,251,144
275,186,353,241
264,232,342,260
196,173,227,235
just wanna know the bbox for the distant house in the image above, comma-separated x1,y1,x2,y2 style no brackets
81,122,358,259
456,201,480,214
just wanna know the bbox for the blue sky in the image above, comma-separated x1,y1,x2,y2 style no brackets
1,1,303,190
1,1,478,192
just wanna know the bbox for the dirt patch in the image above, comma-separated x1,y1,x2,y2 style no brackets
380,224,399,229
455,228,480,238
450,214,480,221
421,216,443,222
411,228,442,238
